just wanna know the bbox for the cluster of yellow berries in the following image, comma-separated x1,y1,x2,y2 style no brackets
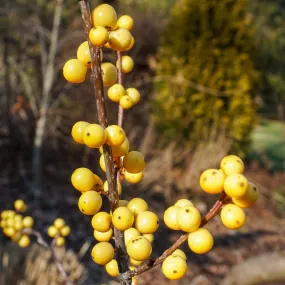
0,200,34,248
63,4,139,110
47,218,71,247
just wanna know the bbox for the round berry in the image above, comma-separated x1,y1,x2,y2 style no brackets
123,151,145,174
4,227,16,237
174,199,193,208
83,124,107,148
200,169,225,194
63,59,87,84
94,228,113,242
99,154,106,172
172,249,187,260
188,228,213,254
220,204,246,229
91,242,114,265
14,221,23,231
105,259,119,277
77,41,91,65
126,36,135,51
101,62,118,86
119,95,133,109
164,206,180,230
124,171,143,184
18,235,30,248
112,138,129,157
56,236,65,247
48,226,58,238
78,191,102,215
106,125,126,147
89,26,109,46
126,236,152,261
71,167,96,192
117,56,134,73
127,198,148,217
135,211,159,234
109,28,132,51
71,121,90,144
116,15,134,31
124,227,141,246
112,207,134,231
143,233,154,243
221,155,244,175
224,174,248,198
107,84,125,102
177,206,201,232
232,182,259,208
162,255,187,280
14,200,25,212
126,88,140,105
61,225,71,237
130,258,143,266
22,216,34,228
54,218,65,229
91,212,112,232
103,181,122,195
91,4,117,30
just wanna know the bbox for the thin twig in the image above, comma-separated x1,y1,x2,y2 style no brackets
122,193,229,279
117,51,124,128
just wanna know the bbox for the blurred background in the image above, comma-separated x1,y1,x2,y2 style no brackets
0,0,284,284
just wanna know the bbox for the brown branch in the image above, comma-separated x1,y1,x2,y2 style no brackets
78,2,131,284
122,193,229,279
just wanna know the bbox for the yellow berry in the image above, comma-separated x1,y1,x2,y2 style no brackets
63,59,87,84
220,204,246,229
14,221,23,231
130,258,143,266
22,216,34,228
188,228,214,254
83,124,107,148
0,221,6,228
107,84,125,102
119,95,133,109
99,154,106,172
116,15,134,31
94,228,113,242
162,255,187,280
221,155,244,175
224,174,248,198
91,242,114,265
112,207,134,231
91,4,117,30
101,62,118,86
126,36,135,51
124,227,141,245
91,212,112,232
126,88,140,105
105,259,119,277
71,167,96,192
119,200,129,207
61,225,71,237
54,218,65,229
177,206,201,232
93,174,104,191
127,198,148,217
6,218,14,227
11,232,22,242
71,121,90,144
18,235,30,248
112,138,129,157
89,26,109,46
77,41,91,65
124,171,143,184
109,28,132,51
135,211,159,234
172,249,187,260
123,151,145,174
14,214,23,222
56,236,65,247
14,200,26,212
200,169,225,194
106,125,126,147
4,227,16,237
164,206,180,230
174,199,193,208
117,56,134,73
126,236,152,261
143,233,154,243
103,181,122,195
78,191,102,215
48,226,58,238
232,182,259,208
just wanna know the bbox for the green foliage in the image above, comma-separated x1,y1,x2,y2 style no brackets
153,0,260,152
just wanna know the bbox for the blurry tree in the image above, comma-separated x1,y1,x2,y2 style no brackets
153,0,260,153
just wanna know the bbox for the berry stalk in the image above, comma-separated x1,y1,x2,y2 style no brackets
117,51,124,128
